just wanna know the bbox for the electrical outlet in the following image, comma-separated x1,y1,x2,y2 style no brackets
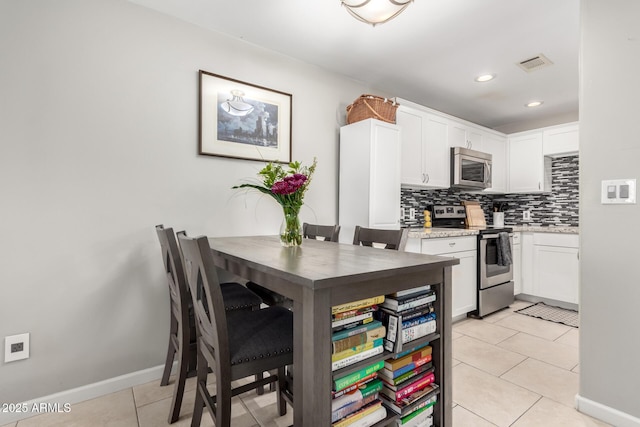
5,333,29,363
400,207,405,219
409,208,416,220
523,210,531,220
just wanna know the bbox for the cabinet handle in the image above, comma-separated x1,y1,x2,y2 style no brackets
538,182,541,190
425,173,430,183
449,242,456,247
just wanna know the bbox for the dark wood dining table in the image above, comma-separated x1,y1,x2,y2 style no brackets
208,235,458,427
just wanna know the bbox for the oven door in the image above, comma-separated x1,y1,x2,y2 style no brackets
479,233,514,289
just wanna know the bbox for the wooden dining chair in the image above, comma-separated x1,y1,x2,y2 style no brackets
178,234,293,427
352,226,409,251
155,225,263,424
246,222,340,309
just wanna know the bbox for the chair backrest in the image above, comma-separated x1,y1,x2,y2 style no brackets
178,234,230,372
155,225,191,327
303,222,341,242
352,226,409,251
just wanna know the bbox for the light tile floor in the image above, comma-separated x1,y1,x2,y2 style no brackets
2,300,611,427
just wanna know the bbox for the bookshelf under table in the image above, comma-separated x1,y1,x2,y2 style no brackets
207,235,458,427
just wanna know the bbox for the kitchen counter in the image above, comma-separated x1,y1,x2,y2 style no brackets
511,225,579,234
407,227,480,239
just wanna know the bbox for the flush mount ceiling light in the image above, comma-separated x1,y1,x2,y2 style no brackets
525,100,544,108
221,90,254,116
475,74,496,82
341,0,413,26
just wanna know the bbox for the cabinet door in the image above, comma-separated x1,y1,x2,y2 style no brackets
482,134,507,193
369,123,401,228
396,107,426,187
520,233,534,295
533,245,579,304
513,243,522,295
448,121,482,150
450,250,478,317
423,114,450,188
508,132,544,193
543,123,579,156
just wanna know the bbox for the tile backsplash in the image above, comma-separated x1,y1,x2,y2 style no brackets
401,155,579,227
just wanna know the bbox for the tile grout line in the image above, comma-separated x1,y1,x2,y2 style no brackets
507,395,543,426
455,404,500,427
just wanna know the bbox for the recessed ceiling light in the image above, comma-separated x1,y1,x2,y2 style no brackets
475,74,496,82
525,101,544,108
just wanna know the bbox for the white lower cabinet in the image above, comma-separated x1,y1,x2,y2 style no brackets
512,232,522,295
408,236,477,318
532,233,580,304
519,232,579,304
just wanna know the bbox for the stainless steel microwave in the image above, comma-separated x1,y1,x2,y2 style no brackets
451,147,492,190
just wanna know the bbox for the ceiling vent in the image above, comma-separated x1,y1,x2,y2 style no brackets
517,54,553,72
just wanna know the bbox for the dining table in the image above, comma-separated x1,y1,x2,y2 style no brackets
208,235,458,427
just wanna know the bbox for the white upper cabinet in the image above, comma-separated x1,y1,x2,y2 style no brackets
396,103,449,188
508,131,550,193
481,133,508,193
542,122,579,157
448,121,483,150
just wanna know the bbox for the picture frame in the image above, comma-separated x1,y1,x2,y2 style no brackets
199,70,292,163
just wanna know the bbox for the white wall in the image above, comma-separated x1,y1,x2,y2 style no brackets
578,0,640,424
0,0,370,404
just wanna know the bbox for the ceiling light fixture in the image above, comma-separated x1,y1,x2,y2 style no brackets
475,74,496,82
341,0,413,26
220,90,254,116
525,101,544,108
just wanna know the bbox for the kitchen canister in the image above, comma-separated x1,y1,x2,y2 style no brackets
493,212,505,228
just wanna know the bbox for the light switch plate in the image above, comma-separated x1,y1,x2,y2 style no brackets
601,179,636,204
5,333,30,363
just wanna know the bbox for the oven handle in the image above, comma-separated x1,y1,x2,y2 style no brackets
480,233,513,239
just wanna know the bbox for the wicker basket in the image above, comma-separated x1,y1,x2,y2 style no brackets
346,94,399,125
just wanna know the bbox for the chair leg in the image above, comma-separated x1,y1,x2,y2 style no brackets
160,341,175,387
255,372,264,395
277,366,287,416
190,350,207,427
214,374,233,427
161,314,179,386
168,330,190,423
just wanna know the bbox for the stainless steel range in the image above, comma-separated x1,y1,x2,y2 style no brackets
474,228,514,317
428,205,514,317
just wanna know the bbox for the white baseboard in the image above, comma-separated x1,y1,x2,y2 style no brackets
576,394,640,427
0,363,169,425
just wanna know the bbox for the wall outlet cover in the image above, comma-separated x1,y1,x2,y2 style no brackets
5,333,29,363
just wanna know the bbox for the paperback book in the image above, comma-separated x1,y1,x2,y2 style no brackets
332,338,383,363
333,360,385,392
332,325,386,354
332,400,384,427
379,371,435,402
332,344,384,371
332,296,385,316
379,383,439,416
332,320,383,342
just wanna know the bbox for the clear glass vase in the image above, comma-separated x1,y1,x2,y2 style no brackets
280,205,303,247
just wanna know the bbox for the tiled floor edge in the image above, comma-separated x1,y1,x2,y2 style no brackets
576,394,640,427
0,364,168,425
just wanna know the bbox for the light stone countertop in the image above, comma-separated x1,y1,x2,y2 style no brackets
511,225,579,234
406,225,579,239
406,227,480,239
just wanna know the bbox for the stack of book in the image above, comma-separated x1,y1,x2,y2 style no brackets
377,343,438,427
376,287,437,353
331,361,388,427
331,296,387,371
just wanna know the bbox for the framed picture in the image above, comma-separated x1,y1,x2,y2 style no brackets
199,70,292,163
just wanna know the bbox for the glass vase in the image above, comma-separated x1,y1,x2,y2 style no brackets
280,205,303,247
